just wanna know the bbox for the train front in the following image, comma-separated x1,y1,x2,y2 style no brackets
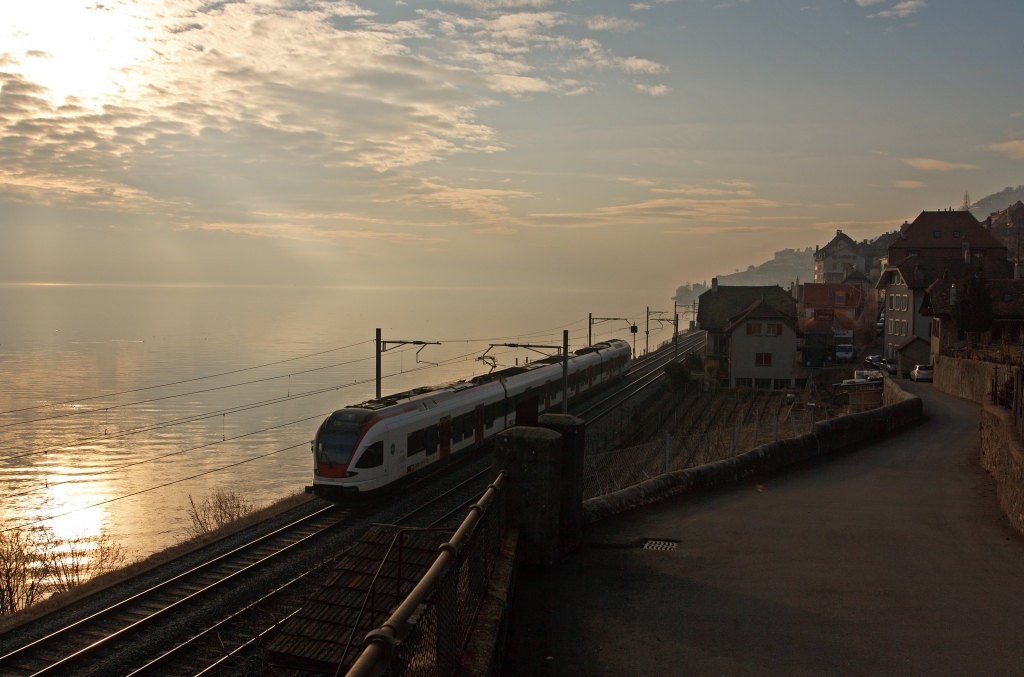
311,408,388,499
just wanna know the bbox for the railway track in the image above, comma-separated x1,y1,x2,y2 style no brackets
0,454,493,677
577,331,706,422
0,333,704,677
125,466,493,677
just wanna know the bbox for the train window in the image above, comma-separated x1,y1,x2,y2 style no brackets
485,402,498,428
568,373,576,388
424,425,438,453
451,416,462,442
408,429,425,456
354,441,384,469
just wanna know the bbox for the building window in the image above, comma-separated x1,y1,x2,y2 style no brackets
836,292,845,304
901,295,908,311
953,230,961,238
713,335,728,354
974,250,985,258
746,323,762,335
755,352,773,367
766,323,783,336
887,295,894,310
908,250,919,257
933,230,941,238
735,378,753,388
754,378,772,389
773,379,790,390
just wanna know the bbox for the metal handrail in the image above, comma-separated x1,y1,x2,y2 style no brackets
344,471,507,677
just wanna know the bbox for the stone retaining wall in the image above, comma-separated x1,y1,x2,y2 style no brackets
933,354,994,404
583,382,923,524
979,406,1024,535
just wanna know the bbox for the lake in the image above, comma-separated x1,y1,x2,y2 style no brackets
0,284,675,558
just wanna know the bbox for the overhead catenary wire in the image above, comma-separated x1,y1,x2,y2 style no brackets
0,319,591,430
0,341,575,530
0,343,542,464
0,339,375,417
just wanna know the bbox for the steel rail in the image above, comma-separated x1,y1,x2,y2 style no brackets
345,471,506,677
578,332,706,422
119,467,494,677
0,504,350,677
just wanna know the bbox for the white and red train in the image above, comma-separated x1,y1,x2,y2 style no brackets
311,339,632,497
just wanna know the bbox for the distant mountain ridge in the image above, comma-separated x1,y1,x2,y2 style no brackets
972,185,1024,218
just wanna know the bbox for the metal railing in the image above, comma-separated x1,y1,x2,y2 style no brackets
345,472,507,677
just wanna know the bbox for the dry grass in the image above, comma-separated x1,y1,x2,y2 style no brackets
0,490,314,635
185,489,258,539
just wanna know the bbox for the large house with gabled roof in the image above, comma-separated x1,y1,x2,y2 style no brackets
697,280,802,388
875,210,1013,361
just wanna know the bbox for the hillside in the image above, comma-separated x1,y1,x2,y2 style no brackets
714,247,814,289
972,185,1024,218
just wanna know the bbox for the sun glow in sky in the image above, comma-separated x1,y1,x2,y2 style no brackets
2,1,1024,290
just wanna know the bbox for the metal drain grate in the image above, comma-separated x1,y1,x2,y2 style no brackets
642,539,678,551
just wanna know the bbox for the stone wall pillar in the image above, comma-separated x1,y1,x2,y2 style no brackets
493,427,562,566
538,413,585,556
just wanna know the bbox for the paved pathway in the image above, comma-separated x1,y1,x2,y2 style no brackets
503,382,1024,676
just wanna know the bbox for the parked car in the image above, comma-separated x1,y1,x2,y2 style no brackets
911,364,933,382
880,358,898,375
835,344,855,363
864,355,883,369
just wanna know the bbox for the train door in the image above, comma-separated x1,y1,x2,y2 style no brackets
474,404,485,442
439,416,452,459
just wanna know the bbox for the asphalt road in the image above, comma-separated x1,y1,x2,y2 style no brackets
503,381,1024,676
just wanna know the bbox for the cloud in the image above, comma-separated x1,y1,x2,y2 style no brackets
636,83,669,96
893,180,926,189
443,0,553,9
629,3,652,10
617,56,668,74
902,157,977,171
586,15,639,31
985,140,1024,160
870,0,926,18
855,0,886,5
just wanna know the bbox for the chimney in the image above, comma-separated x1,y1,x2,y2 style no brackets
836,229,842,237
711,277,718,292
815,245,819,253
949,284,956,306
963,240,971,264
915,264,924,283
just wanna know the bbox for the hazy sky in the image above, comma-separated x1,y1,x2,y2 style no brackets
2,0,1024,292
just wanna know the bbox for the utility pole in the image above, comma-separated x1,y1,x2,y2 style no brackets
562,330,569,413
375,329,441,400
674,313,679,360
646,306,649,356
588,312,592,347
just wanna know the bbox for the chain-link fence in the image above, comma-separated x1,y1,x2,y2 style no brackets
378,481,507,677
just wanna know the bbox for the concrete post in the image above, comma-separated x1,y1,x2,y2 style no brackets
493,427,563,566
538,413,585,557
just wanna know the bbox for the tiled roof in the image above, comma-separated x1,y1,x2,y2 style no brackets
890,211,1006,251
800,283,862,308
697,285,797,333
922,277,1024,319
897,335,929,353
875,256,1014,291
842,269,871,284
723,299,802,336
814,231,858,260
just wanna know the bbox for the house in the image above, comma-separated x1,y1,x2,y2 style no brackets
875,211,1013,361
983,200,1024,261
723,300,803,389
920,276,1024,358
896,336,931,378
875,255,1013,360
697,280,800,388
887,210,1008,263
814,231,864,283
794,283,867,364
